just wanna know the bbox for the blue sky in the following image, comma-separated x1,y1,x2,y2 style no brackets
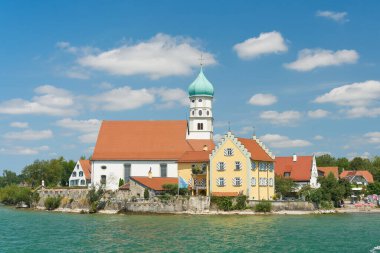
1,1,380,173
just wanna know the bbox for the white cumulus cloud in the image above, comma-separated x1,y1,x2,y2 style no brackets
260,110,301,125
315,80,380,118
248,93,277,106
56,118,102,144
77,33,216,79
0,145,49,155
316,10,348,23
260,134,312,148
285,48,358,71
308,109,330,118
233,31,287,59
364,132,380,144
10,122,29,128
3,130,53,141
0,85,77,116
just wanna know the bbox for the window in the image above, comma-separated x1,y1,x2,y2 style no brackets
216,162,225,171
251,161,257,171
269,163,274,172
268,178,274,186
79,171,83,177
224,148,234,156
284,172,291,177
259,162,266,171
80,180,85,185
160,163,167,177
202,163,207,173
72,172,77,177
198,110,202,116
207,111,210,116
216,177,225,187
101,165,107,170
259,178,268,186
198,99,202,102
251,177,256,186
76,164,79,169
192,110,195,116
197,123,203,130
232,177,242,187
235,161,241,171
124,163,131,181
100,175,106,185
192,99,195,103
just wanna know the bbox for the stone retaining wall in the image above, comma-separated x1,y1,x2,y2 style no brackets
248,200,315,211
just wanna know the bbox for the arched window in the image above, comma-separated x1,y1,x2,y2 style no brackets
198,110,202,116
198,99,202,102
192,110,195,116
192,99,195,103
207,111,210,116
79,171,83,177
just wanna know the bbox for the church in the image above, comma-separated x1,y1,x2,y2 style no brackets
90,68,276,200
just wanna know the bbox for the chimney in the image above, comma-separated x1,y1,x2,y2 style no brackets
148,167,152,179
203,145,208,151
293,154,297,162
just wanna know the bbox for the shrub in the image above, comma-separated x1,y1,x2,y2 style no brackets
320,200,334,210
254,201,272,213
87,187,105,213
44,196,62,210
211,196,233,211
118,178,125,187
144,188,150,200
234,195,248,210
0,185,33,206
179,188,189,196
162,184,178,195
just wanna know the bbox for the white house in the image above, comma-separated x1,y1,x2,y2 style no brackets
91,69,216,190
69,160,92,187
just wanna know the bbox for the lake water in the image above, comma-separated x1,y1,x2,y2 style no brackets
0,206,380,253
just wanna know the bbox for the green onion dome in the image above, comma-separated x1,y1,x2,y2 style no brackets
188,68,214,97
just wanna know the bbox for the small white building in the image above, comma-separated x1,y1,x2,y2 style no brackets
69,160,92,187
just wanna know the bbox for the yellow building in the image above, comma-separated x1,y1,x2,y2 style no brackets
178,150,212,196
210,132,275,200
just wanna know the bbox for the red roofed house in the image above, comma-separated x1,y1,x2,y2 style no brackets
123,176,180,197
69,160,92,187
91,69,216,190
340,170,374,191
318,166,339,179
275,155,319,190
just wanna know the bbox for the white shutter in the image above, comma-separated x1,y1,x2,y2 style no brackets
216,162,220,171
224,149,228,156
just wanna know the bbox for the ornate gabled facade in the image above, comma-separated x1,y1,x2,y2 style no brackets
210,132,275,200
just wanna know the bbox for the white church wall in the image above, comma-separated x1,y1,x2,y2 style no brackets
92,160,178,190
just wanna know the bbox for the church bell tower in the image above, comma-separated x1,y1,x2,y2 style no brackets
186,67,214,140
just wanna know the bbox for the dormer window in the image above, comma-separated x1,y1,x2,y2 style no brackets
224,148,234,156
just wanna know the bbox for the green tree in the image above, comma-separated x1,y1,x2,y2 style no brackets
318,173,345,205
275,175,295,199
60,157,76,187
162,183,178,195
144,188,150,200
366,182,380,195
336,157,349,174
349,157,371,171
0,170,21,187
316,154,336,167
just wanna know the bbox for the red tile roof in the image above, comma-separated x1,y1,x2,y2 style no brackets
130,177,179,191
212,192,239,197
178,151,211,162
92,120,214,161
275,156,313,181
79,160,91,180
340,170,374,183
318,166,339,179
237,138,274,162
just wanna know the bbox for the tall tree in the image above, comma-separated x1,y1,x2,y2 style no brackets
316,154,336,167
275,175,295,199
0,170,21,187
